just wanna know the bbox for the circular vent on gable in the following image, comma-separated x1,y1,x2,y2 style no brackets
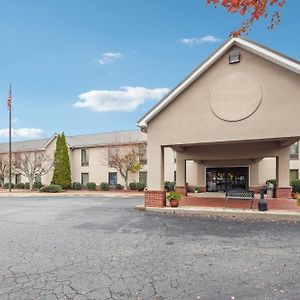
209,72,262,122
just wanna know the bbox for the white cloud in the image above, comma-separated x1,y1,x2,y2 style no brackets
0,128,43,139
74,86,170,112
97,52,123,65
179,35,221,46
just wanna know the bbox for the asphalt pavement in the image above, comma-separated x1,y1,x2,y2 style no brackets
0,195,299,300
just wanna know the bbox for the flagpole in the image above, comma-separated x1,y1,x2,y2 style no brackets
8,84,12,192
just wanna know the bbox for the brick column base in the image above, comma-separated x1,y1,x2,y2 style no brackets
175,186,187,196
275,187,292,199
198,186,206,192
144,190,166,207
249,186,260,194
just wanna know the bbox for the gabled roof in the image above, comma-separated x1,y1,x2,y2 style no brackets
66,130,146,149
137,37,300,129
0,130,146,154
0,138,49,153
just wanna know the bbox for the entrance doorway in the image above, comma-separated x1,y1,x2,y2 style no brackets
206,167,248,192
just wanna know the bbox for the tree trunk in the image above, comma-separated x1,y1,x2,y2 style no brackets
29,178,34,190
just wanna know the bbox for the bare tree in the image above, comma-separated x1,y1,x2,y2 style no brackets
0,153,8,186
103,142,144,190
13,151,53,189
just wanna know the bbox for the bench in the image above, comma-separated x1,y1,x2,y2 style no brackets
225,190,254,210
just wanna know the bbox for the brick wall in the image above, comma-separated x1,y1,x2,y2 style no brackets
275,187,291,199
144,190,166,207
175,186,187,196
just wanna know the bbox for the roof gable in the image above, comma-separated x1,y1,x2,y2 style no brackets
137,37,300,129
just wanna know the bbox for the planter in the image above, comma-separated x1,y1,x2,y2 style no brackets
258,202,268,211
267,189,274,198
291,192,297,199
170,200,179,207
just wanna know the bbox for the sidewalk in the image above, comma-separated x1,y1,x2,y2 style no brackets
0,189,144,198
136,205,300,221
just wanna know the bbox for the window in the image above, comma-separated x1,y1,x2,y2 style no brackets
290,169,299,181
14,153,21,168
81,173,89,186
81,149,89,166
35,174,41,182
290,142,299,159
139,143,147,164
15,174,21,184
108,172,117,187
108,147,118,167
139,171,147,185
174,171,176,182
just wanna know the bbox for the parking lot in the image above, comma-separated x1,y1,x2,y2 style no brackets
0,195,299,300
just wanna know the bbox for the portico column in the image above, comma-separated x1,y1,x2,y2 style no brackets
144,144,166,207
275,146,291,198
196,163,206,192
249,161,260,194
175,151,187,196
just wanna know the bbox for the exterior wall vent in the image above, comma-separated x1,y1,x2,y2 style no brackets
229,51,240,64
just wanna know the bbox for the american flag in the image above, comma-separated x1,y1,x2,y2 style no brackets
7,85,11,111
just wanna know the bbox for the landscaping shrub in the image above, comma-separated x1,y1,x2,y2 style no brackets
52,133,72,189
266,179,277,187
291,179,300,193
25,182,30,189
100,182,109,191
72,182,82,190
136,182,146,191
164,181,176,192
86,182,96,191
15,183,25,189
129,182,137,190
39,184,62,193
116,183,123,190
3,183,14,189
33,181,43,189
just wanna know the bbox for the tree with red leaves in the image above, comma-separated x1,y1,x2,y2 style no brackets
206,0,287,36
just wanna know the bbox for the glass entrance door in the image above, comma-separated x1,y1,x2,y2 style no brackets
206,167,248,192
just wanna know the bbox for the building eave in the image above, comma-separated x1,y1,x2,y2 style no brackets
137,37,300,129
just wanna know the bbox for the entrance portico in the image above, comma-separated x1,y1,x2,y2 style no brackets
139,37,300,207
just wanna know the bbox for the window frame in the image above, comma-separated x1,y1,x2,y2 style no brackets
81,172,89,186
290,142,299,160
81,149,89,166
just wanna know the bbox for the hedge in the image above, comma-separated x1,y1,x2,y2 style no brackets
291,179,300,193
3,183,14,189
116,183,123,190
164,181,176,192
129,182,137,190
72,182,82,190
33,181,43,189
100,182,109,191
15,183,25,189
86,182,96,191
39,185,62,193
136,182,146,191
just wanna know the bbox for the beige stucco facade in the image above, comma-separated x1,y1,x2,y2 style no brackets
0,132,300,192
138,37,300,204
1,39,300,196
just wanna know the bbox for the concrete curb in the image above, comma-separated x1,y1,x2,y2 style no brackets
0,192,144,198
135,205,300,221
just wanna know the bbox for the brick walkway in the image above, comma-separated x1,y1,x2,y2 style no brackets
179,196,300,212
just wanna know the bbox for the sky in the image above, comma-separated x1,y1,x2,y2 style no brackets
0,0,299,142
